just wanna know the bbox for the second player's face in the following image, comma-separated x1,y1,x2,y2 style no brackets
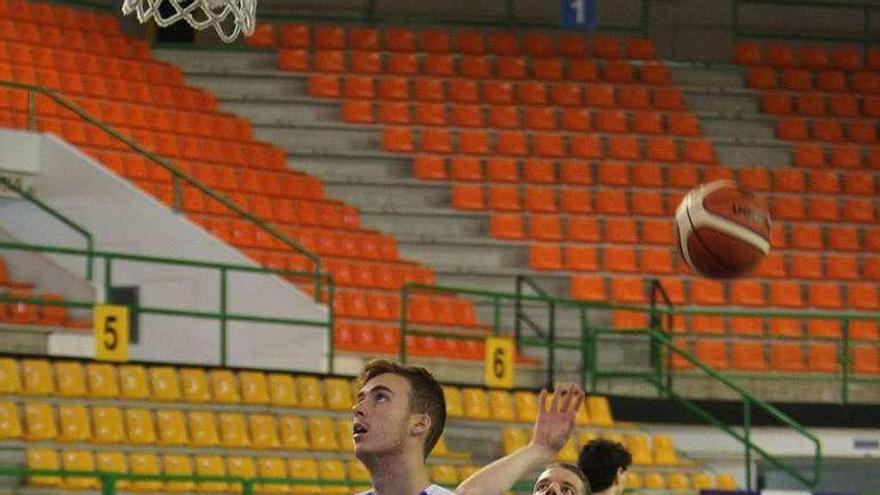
533,467,585,495
352,373,414,459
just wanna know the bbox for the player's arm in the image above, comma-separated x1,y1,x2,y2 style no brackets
455,383,584,495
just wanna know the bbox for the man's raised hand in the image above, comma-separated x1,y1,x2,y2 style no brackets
530,383,584,455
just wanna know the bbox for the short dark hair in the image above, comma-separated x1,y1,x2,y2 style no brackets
358,359,446,458
577,439,632,493
542,463,591,495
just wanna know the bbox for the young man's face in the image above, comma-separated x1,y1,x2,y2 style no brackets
533,467,586,495
352,373,416,459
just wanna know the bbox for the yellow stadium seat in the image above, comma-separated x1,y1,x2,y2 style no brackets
288,458,321,495
430,465,459,485
257,457,290,493
240,371,270,404
95,451,129,489
85,363,119,398
336,418,354,452
643,472,666,489
24,402,57,440
129,453,162,491
624,472,642,489
554,437,578,462
652,434,677,465
251,414,281,450
603,432,626,445
324,378,352,411
180,368,211,403
457,465,480,481
667,472,690,489
346,459,370,489
54,361,86,397
118,365,150,400
210,369,240,403
692,472,714,489
58,404,92,442
575,399,590,426
513,391,538,422
297,376,325,409
125,408,156,444
0,358,21,394
318,459,348,495
279,416,310,450
626,434,652,465
21,359,54,396
488,390,516,421
716,473,737,489
432,435,451,457
61,450,99,489
578,431,596,449
195,455,228,493
227,456,257,481
27,448,60,486
156,409,189,446
163,454,195,492
307,417,339,451
0,401,21,439
501,427,528,455
587,396,613,426
462,388,491,420
268,373,298,406
150,367,182,402
219,412,251,447
442,386,463,418
189,411,219,447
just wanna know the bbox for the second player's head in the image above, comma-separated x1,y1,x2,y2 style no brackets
577,439,632,495
353,359,447,461
533,463,590,495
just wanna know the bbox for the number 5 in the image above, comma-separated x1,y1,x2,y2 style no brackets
104,315,118,350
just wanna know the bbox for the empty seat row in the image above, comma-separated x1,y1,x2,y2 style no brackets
778,117,879,144
0,41,183,85
307,75,687,109
504,428,678,466
659,313,880,341
333,290,477,327
276,25,655,59
626,470,731,491
734,42,879,72
0,67,217,112
383,128,717,162
452,185,680,216
281,49,669,84
1,1,120,34
0,402,353,451
673,339,879,374
763,92,880,118
747,67,880,94
0,21,147,61
793,143,880,169
25,448,382,492
528,243,687,273
0,290,89,328
343,100,699,134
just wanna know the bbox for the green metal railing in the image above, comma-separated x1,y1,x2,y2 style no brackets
257,0,649,35
0,241,334,370
734,0,880,47
0,80,325,300
398,281,837,490
0,176,94,280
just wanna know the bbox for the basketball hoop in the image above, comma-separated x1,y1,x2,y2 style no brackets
121,0,256,43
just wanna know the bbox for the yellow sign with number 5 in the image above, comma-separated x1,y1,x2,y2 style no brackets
485,336,514,388
94,305,129,362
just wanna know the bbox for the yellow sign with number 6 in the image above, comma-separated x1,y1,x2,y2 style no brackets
485,336,514,388
94,305,129,362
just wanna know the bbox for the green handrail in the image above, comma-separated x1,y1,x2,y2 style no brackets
0,176,94,280
733,0,880,47
257,0,650,36
398,281,833,490
0,80,325,301
0,240,334,371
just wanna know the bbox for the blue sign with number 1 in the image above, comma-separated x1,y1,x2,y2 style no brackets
560,0,597,30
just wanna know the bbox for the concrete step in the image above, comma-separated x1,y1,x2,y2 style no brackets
220,96,342,125
288,151,413,181
253,124,380,153
712,138,791,167
324,178,449,210
359,207,488,238
187,72,308,99
396,235,528,270
682,88,760,115
699,116,776,141
669,64,745,88
153,49,278,72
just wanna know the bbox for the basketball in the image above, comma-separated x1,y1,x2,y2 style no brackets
674,180,771,279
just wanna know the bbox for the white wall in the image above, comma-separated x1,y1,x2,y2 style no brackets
0,130,330,372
